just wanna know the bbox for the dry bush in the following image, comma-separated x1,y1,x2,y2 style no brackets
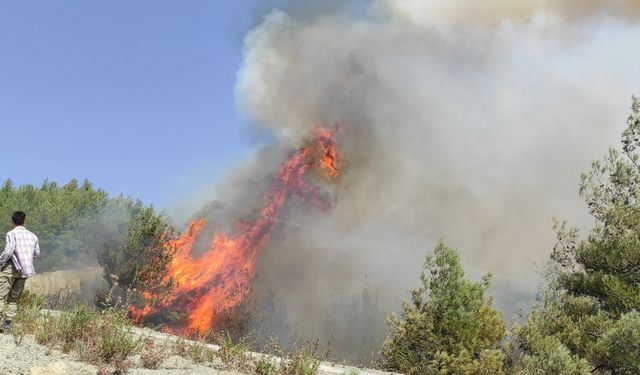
279,340,321,375
140,339,169,369
111,353,132,374
215,332,254,372
43,287,81,310
170,336,189,357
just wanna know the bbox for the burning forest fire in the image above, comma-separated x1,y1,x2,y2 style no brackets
132,125,340,334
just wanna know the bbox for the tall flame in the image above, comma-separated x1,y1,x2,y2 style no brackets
132,125,340,334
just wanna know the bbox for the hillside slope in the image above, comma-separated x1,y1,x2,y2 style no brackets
0,320,399,375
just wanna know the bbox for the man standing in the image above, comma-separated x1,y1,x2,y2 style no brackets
0,211,39,332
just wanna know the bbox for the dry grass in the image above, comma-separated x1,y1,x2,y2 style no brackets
27,266,104,296
14,290,331,375
15,291,141,372
11,290,45,345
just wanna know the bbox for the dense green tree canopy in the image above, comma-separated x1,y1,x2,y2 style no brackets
0,178,173,291
382,241,506,375
0,179,109,270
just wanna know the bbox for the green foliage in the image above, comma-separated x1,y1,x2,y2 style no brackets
170,336,190,356
512,292,640,374
95,308,141,362
35,311,59,347
255,358,278,375
278,340,322,375
57,303,100,353
260,338,324,375
0,179,109,270
590,311,640,374
11,290,46,344
510,292,595,375
0,178,173,293
95,197,174,291
381,240,506,375
185,341,216,363
564,96,640,314
514,97,640,374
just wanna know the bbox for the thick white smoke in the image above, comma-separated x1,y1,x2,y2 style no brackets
374,0,640,27
213,0,640,362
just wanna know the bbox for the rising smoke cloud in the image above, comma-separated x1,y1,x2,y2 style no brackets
207,0,640,361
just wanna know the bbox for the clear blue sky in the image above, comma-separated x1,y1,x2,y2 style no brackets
0,1,263,209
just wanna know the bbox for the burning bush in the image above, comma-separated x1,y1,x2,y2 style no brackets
132,125,341,335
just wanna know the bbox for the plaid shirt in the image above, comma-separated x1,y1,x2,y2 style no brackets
1,226,40,277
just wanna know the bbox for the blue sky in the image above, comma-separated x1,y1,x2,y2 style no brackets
0,1,264,209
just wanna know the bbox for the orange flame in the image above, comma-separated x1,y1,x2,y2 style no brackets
132,125,340,334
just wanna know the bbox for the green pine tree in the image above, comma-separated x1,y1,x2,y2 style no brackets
382,240,506,375
512,97,640,374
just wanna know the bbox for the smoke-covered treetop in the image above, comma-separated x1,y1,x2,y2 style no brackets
0,178,171,290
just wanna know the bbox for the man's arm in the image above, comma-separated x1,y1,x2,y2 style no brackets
34,237,40,258
0,233,16,265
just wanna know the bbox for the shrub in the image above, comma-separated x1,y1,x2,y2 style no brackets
185,341,216,364
216,332,253,371
140,339,169,369
57,303,99,353
170,336,189,356
96,309,140,363
34,312,59,348
12,290,46,344
255,358,277,375
279,340,322,375
18,289,46,310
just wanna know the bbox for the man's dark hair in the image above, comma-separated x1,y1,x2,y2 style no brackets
11,211,26,226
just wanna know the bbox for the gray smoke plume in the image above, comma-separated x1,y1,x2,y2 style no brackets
195,0,640,362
